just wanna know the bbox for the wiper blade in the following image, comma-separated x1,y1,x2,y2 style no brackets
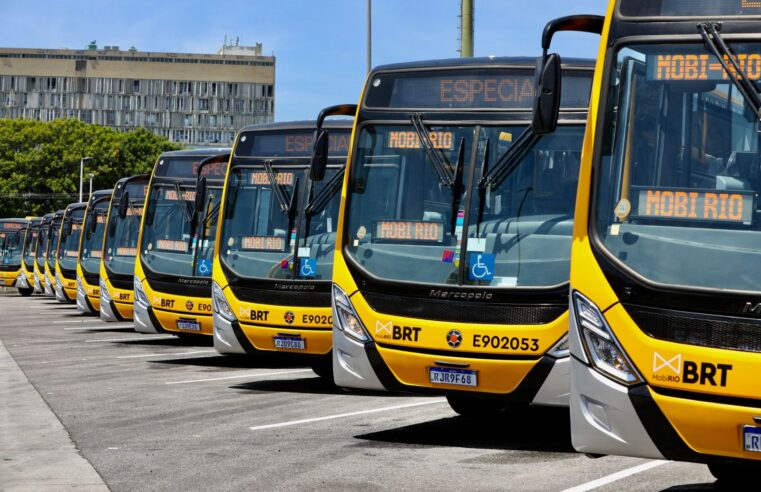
263,160,292,213
699,22,761,120
480,127,541,191
174,181,194,223
410,114,454,186
305,168,345,217
449,138,466,234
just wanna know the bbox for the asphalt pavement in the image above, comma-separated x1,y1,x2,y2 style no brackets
0,287,722,491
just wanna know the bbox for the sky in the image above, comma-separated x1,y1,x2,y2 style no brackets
1,0,606,122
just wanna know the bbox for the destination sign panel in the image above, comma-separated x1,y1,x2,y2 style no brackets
620,0,761,17
386,131,455,150
631,187,754,225
249,171,295,186
154,156,229,179
365,68,592,110
235,129,351,158
241,236,286,251
374,221,445,243
647,52,761,81
0,222,23,231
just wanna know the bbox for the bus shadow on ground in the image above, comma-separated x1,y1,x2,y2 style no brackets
230,377,423,398
353,406,575,454
150,353,307,369
111,336,214,347
662,483,726,491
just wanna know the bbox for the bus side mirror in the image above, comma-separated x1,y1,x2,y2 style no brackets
532,53,562,135
119,191,129,220
63,221,72,237
89,214,98,234
310,130,330,182
195,176,207,216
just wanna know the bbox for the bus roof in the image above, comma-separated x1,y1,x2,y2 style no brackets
238,120,352,134
65,202,88,213
89,189,114,202
158,148,231,159
370,56,595,73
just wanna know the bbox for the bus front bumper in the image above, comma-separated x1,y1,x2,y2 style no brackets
54,280,67,302
16,272,30,289
43,273,55,297
332,326,569,404
213,313,247,354
214,315,332,356
135,302,212,336
77,287,95,314
33,271,42,292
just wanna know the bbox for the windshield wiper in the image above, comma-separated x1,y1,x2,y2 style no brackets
479,127,541,191
699,22,761,120
263,160,292,213
305,168,344,217
410,114,454,186
173,181,194,223
475,138,490,236
449,138,466,234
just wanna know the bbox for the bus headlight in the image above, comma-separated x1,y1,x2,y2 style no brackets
133,277,150,308
548,333,570,358
212,281,236,322
332,284,369,342
573,292,641,385
100,278,112,303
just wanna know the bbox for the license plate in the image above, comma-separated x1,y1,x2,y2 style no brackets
274,336,305,350
176,319,200,331
428,367,478,387
743,426,761,452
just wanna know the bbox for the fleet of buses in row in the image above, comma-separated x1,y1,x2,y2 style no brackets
2,2,761,482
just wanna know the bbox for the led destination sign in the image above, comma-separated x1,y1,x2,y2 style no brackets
374,221,445,243
632,187,754,225
235,130,351,158
154,157,228,179
241,236,286,251
0,222,23,231
250,171,295,186
365,68,592,110
648,53,761,81
620,0,761,17
386,131,454,150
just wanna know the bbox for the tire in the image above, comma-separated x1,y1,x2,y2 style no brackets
446,395,507,417
310,356,333,380
708,463,761,484
18,288,34,297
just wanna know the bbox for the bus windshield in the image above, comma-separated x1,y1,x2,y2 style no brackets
36,224,49,267
345,123,584,286
1,222,25,268
220,166,341,280
23,226,38,269
57,210,84,270
80,201,109,275
140,182,222,277
104,180,147,276
595,42,761,292
46,218,62,269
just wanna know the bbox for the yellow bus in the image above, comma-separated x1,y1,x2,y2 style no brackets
100,175,149,322
43,209,65,297
17,217,41,296
54,202,86,303
0,218,29,290
211,121,352,376
313,56,594,414
33,213,54,293
76,190,112,314
134,149,230,337
556,1,761,482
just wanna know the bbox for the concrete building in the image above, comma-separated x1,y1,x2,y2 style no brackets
0,42,275,145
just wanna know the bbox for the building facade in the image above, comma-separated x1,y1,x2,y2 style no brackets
0,44,275,145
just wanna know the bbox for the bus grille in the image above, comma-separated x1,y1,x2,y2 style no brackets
363,292,566,324
624,304,761,354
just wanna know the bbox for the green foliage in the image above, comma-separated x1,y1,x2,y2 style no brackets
0,119,181,217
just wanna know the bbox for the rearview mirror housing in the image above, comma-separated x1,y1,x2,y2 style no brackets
532,53,562,135
118,191,129,220
310,130,330,181
195,176,207,216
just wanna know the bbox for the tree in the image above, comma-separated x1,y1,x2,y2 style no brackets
0,119,181,217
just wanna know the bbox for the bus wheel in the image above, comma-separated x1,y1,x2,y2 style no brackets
310,357,333,380
708,463,761,484
18,288,34,297
446,395,507,417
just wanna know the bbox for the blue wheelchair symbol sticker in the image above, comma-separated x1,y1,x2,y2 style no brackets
196,258,212,276
300,258,317,278
468,253,495,281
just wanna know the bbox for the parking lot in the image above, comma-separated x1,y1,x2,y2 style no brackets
0,288,721,491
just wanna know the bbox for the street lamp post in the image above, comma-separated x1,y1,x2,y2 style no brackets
79,156,93,202
88,173,95,200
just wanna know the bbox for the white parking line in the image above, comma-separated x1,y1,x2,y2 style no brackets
249,399,447,431
64,323,134,331
117,350,215,359
561,460,669,492
53,319,103,324
85,335,177,343
165,369,314,385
